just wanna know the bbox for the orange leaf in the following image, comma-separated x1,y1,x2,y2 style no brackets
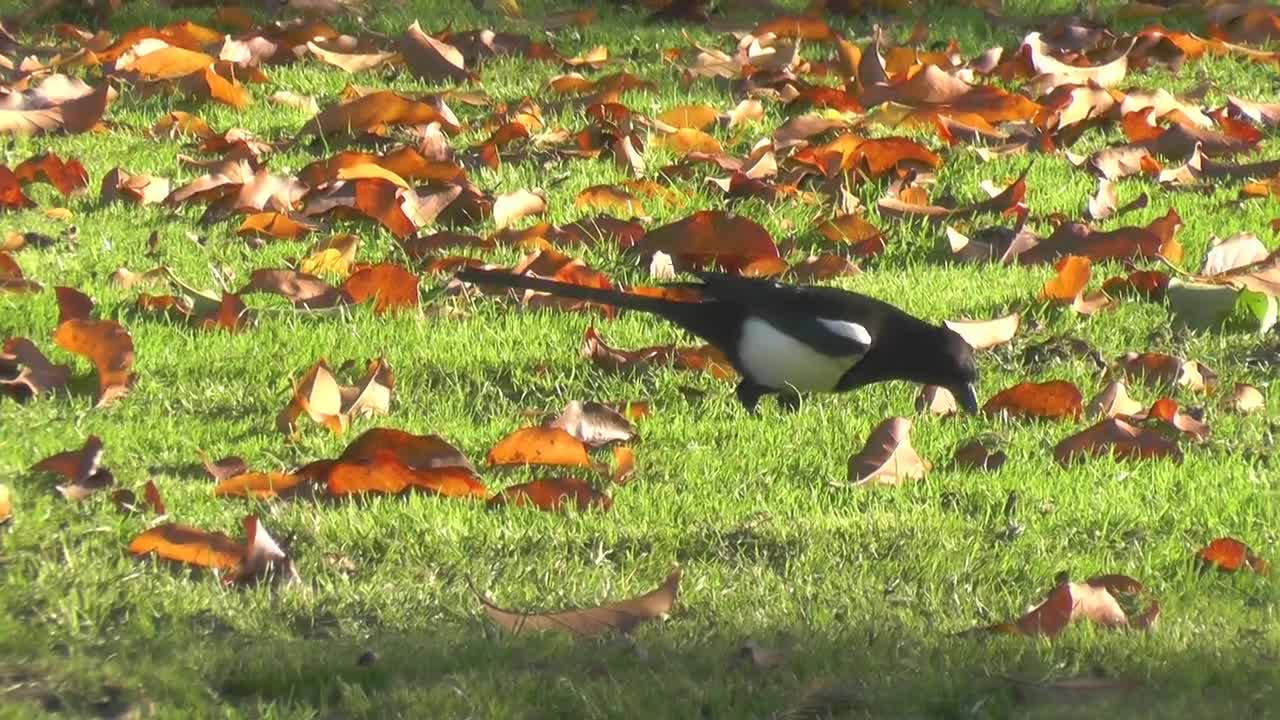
341,263,419,314
487,426,592,467
325,455,486,498
815,214,885,257
13,153,89,195
633,210,780,273
983,381,1083,420
237,212,317,239
52,319,136,407
1197,537,1268,574
338,427,474,471
129,523,244,571
488,477,612,512
214,472,303,499
306,90,460,138
0,484,10,525
0,167,35,210
1040,256,1091,303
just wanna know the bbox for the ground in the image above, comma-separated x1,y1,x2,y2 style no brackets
1,0,1279,718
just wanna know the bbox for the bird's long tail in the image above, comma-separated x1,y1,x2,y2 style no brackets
454,268,694,316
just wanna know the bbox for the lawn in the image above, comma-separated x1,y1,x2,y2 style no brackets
1,0,1279,717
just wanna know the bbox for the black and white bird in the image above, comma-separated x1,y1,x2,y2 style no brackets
456,268,981,413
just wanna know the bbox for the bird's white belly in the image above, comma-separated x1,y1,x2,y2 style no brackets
738,317,866,392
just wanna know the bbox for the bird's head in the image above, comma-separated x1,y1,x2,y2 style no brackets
934,325,980,412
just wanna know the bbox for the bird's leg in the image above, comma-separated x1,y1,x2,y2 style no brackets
735,380,768,414
776,390,802,413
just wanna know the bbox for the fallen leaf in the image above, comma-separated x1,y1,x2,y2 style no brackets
341,263,419,314
815,214,885,257
1040,255,1092,304
0,168,36,211
944,313,1020,350
984,381,1083,420
399,21,471,83
488,477,612,512
0,251,41,292
978,573,1157,637
1004,675,1142,707
548,400,636,447
241,268,345,308
1130,397,1209,442
493,188,547,230
479,567,680,637
340,427,474,471
238,212,317,240
52,319,136,407
305,91,460,139
325,454,485,498
1118,352,1214,392
276,359,349,435
128,522,244,571
953,437,1008,471
632,210,780,273
487,426,591,468
611,445,636,485
1228,383,1264,414
0,484,9,525
847,417,930,486
269,90,320,114
581,326,735,380
1087,381,1145,419
0,337,71,401
32,435,114,501
197,450,249,482
1201,233,1270,277
1053,418,1183,466
915,385,958,416
13,153,89,195
101,167,171,205
305,40,396,73
1197,537,1268,574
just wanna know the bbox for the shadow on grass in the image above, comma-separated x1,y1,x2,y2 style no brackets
178,621,1280,719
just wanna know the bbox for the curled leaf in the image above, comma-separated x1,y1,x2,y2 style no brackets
846,417,930,486
488,477,612,512
479,567,680,637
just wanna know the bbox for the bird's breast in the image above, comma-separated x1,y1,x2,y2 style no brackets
737,316,867,392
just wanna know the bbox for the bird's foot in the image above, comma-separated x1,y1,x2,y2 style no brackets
776,391,801,413
735,381,766,415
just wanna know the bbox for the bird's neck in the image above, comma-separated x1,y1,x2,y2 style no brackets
837,320,944,391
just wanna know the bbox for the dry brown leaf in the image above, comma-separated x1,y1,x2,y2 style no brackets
943,313,1020,350
1,337,71,401
915,385,958,416
548,400,636,447
1228,383,1264,414
479,567,680,637
1053,417,1183,466
1087,381,1145,419
846,417,930,486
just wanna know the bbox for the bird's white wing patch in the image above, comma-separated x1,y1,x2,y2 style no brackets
816,318,872,347
738,316,868,392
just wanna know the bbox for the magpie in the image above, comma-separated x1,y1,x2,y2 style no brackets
455,268,980,413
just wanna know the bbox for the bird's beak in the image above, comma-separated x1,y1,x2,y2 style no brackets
953,383,980,413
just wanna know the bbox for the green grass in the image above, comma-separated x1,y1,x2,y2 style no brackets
2,0,1280,717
